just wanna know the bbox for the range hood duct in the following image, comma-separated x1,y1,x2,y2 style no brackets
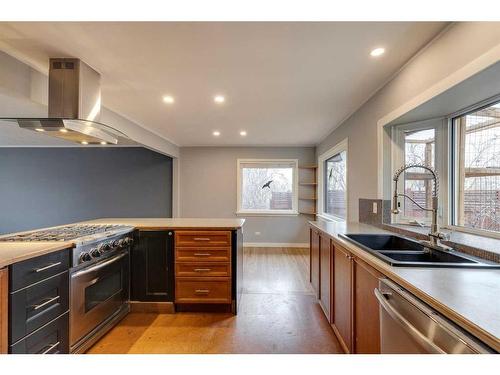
7,58,133,145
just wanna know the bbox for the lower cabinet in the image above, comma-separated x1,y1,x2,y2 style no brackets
309,227,382,354
131,230,174,302
353,257,382,353
0,268,7,354
319,235,332,322
8,249,71,354
333,244,354,353
174,230,233,306
310,229,321,298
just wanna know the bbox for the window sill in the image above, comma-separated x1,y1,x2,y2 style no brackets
316,213,345,222
236,211,299,217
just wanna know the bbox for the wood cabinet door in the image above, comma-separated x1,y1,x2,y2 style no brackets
354,258,382,354
0,267,7,354
131,231,174,302
333,245,353,353
309,229,321,298
319,235,332,322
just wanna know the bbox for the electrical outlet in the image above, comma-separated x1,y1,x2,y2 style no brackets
372,202,378,214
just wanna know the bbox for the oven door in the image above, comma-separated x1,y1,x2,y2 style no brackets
70,250,129,347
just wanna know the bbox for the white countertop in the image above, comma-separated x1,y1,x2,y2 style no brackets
309,220,500,352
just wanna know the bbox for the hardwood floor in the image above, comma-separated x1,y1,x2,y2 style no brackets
87,247,342,354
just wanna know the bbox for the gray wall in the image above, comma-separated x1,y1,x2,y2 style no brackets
0,147,173,235
179,147,315,244
316,22,500,222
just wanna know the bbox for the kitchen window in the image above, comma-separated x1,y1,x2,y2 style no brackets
236,159,298,215
451,100,500,234
391,123,443,225
317,139,348,221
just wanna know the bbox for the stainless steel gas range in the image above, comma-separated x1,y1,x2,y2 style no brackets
0,224,135,353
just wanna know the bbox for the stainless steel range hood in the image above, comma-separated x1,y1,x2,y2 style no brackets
3,58,132,145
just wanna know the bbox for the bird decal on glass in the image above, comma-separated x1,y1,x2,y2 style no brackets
262,180,273,189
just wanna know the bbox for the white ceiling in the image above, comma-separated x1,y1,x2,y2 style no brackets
0,22,447,147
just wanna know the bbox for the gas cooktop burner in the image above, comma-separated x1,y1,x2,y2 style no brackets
0,224,133,242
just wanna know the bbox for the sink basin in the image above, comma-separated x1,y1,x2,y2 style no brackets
339,233,500,268
342,234,422,251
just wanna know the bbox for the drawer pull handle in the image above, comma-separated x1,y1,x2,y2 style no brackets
193,237,211,241
34,262,62,273
194,253,211,256
195,289,210,294
194,268,212,272
32,295,60,311
39,341,60,354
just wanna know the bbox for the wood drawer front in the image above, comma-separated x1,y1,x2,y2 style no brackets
10,312,69,354
175,263,230,277
10,271,69,344
175,247,230,262
175,231,231,247
175,278,231,304
10,249,70,292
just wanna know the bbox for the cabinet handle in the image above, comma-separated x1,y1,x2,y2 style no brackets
194,268,212,272
194,253,211,256
39,341,60,354
32,295,60,311
193,237,210,241
195,289,210,294
34,262,61,273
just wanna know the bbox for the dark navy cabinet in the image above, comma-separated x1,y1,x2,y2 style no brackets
131,231,174,302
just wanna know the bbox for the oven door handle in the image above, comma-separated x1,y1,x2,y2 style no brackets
71,252,127,278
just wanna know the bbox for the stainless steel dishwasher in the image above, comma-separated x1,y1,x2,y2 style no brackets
374,279,495,354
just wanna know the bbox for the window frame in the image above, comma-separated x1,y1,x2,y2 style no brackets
391,120,447,226
448,97,500,239
317,138,348,222
236,158,299,216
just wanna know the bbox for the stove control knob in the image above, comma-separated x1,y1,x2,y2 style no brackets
113,239,123,248
91,248,102,257
98,243,111,252
124,237,133,246
79,252,92,263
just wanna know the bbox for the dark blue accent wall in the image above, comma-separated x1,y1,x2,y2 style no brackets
0,147,173,235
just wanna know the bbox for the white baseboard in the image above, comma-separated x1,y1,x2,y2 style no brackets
243,242,309,248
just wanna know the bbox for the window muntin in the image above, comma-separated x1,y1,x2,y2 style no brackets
324,151,347,219
237,159,298,215
453,101,500,232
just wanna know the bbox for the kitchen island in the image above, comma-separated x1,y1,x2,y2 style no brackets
0,218,245,354
309,220,500,353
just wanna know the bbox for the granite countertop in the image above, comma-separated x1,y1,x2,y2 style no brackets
309,220,500,352
0,217,245,269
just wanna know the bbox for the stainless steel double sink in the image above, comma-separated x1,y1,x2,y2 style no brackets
339,233,500,268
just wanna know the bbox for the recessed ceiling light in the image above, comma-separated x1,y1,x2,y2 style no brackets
35,128,45,132
240,131,247,136
59,128,68,133
81,141,88,145
163,95,175,104
212,130,221,137
214,95,225,104
370,47,385,57
100,141,107,145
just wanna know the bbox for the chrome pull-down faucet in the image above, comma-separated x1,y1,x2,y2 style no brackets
392,164,450,251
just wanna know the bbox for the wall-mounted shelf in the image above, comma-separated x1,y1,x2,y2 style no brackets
298,165,317,216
